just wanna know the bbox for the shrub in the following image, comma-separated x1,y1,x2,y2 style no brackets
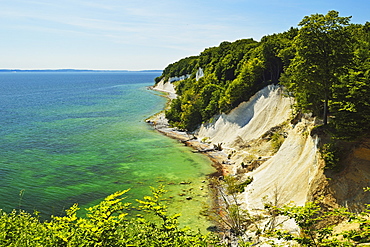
0,187,219,247
224,176,254,194
271,132,285,152
320,142,340,170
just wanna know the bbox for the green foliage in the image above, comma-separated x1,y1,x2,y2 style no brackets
344,209,370,243
209,175,260,240
165,98,182,124
273,201,353,246
339,189,370,244
280,10,354,125
132,185,218,246
224,176,253,194
154,75,164,84
330,22,370,139
162,36,291,130
320,142,341,170
221,57,265,109
158,56,199,82
331,70,370,139
0,210,48,246
279,11,369,140
269,197,370,246
270,132,285,153
0,187,219,247
160,10,368,140
5,185,370,246
198,82,223,120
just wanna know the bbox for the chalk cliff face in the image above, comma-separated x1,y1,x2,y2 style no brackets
242,119,320,209
196,85,322,209
197,85,292,146
153,78,177,100
153,78,176,94
196,84,370,213
153,80,370,213
321,140,370,212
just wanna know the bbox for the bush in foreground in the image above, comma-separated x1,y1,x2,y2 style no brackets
0,186,218,247
3,186,370,246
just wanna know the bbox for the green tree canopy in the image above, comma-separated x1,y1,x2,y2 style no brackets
330,22,370,138
157,10,368,140
281,10,354,125
159,36,290,130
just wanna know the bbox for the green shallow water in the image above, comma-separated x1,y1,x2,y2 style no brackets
0,72,215,230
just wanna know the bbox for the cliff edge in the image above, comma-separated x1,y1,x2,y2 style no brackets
152,80,370,217
196,85,321,209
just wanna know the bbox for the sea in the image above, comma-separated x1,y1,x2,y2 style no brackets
0,72,215,230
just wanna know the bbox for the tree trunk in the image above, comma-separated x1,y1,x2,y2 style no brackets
323,97,328,125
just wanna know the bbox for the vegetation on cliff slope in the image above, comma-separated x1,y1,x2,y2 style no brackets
159,32,297,131
158,10,370,140
281,11,370,139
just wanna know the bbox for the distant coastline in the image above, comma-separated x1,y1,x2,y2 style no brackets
0,69,163,73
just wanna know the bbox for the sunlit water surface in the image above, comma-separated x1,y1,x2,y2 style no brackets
0,72,215,230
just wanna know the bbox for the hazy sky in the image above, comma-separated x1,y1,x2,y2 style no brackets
0,0,368,70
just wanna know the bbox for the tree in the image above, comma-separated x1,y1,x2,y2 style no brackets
273,201,352,246
281,10,353,125
198,82,223,120
330,22,370,139
221,57,265,110
165,98,182,125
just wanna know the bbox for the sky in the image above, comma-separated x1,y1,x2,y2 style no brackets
0,0,369,71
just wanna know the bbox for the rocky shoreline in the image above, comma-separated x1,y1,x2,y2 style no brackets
146,87,235,240
146,85,232,177
146,111,231,178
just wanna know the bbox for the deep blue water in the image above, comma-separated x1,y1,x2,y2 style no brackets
0,72,214,228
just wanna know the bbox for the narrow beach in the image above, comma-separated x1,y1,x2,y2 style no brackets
147,86,231,177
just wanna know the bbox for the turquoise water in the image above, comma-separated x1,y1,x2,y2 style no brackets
0,72,215,229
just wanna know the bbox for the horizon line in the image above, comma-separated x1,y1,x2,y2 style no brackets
0,69,163,72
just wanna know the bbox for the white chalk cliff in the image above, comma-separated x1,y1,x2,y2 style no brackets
197,85,321,209
153,78,177,99
198,85,292,146
153,78,370,216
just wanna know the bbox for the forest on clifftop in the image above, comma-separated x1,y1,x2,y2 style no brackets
157,10,370,142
